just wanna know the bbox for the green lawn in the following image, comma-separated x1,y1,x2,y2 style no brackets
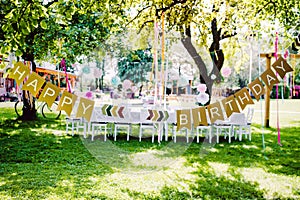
0,104,299,199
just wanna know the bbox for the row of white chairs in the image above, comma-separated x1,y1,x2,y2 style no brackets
66,106,254,144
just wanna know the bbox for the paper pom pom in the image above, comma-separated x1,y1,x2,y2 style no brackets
131,86,138,92
196,93,210,105
123,79,132,90
111,76,121,87
221,67,232,78
94,68,103,78
197,83,207,93
85,91,93,99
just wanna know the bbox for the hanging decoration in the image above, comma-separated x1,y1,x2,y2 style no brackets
221,67,232,78
274,32,281,146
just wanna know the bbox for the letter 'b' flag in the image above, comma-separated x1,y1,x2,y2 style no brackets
176,109,192,131
39,82,61,107
57,91,77,116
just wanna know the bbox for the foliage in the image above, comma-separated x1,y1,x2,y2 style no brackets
125,0,299,103
0,0,125,63
271,84,290,99
117,48,153,84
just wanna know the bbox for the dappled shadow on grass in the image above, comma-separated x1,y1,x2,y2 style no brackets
0,109,112,199
182,124,300,177
124,165,265,200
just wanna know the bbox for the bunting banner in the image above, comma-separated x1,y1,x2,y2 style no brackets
207,101,225,124
248,78,265,101
7,55,294,126
146,109,169,122
176,109,192,131
38,82,61,107
76,97,95,122
57,91,77,117
191,106,208,127
221,95,240,118
22,72,45,96
234,88,254,111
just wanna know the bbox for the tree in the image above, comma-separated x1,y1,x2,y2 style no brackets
118,48,153,83
0,0,124,120
125,0,299,104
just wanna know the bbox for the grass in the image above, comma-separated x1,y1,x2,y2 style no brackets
0,104,299,199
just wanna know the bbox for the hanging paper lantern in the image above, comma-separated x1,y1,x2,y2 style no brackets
111,76,121,87
82,66,90,74
197,83,207,93
131,86,138,93
123,79,132,90
221,67,232,78
196,93,210,105
94,68,103,78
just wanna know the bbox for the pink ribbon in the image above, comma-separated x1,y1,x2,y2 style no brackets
61,58,72,93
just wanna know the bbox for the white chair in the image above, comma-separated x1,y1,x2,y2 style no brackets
195,113,212,143
234,108,254,141
139,109,157,143
90,107,113,141
214,118,233,143
114,105,132,141
170,110,193,143
65,101,88,138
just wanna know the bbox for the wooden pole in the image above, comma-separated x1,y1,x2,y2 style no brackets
265,55,271,128
260,53,300,128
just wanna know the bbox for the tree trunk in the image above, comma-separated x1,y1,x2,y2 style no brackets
181,25,213,105
20,53,37,120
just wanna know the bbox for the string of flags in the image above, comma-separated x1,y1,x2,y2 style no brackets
7,54,293,131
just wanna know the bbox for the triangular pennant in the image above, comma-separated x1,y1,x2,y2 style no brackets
207,101,224,124
9,62,30,86
22,72,45,96
221,95,240,118
248,78,265,101
234,88,254,111
38,82,61,107
271,55,293,79
57,91,77,116
76,97,95,122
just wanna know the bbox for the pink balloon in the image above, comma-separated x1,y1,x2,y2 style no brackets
197,84,207,93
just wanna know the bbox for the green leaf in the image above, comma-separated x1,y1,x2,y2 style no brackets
40,20,47,29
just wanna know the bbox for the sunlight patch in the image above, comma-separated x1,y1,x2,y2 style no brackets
99,157,198,198
242,144,259,149
240,167,300,199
